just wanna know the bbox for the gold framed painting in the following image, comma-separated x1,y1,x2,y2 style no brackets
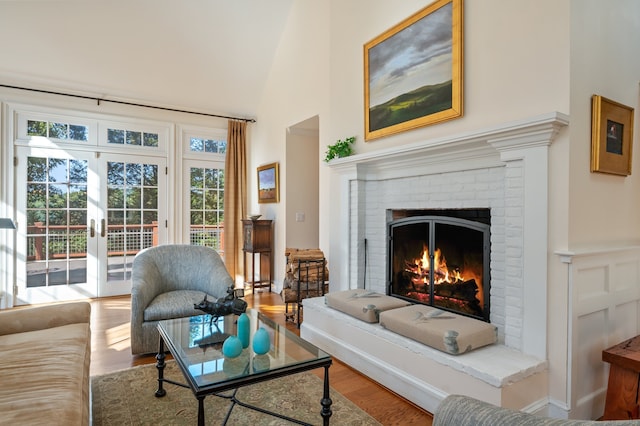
364,0,463,141
257,162,279,203
591,95,634,176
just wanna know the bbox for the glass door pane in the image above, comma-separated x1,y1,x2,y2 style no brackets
99,154,166,297
16,148,99,304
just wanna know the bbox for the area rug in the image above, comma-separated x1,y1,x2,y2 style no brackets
91,361,382,425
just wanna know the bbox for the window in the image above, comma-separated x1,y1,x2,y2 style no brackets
107,128,159,147
182,126,227,255
189,137,226,154
26,119,89,142
189,166,224,252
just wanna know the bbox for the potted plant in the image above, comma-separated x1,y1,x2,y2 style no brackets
324,136,356,162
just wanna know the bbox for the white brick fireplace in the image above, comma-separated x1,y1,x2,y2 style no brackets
302,112,570,413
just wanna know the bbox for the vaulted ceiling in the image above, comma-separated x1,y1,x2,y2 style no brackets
0,0,295,120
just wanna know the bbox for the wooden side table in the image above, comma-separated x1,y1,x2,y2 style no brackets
602,335,640,420
242,219,272,293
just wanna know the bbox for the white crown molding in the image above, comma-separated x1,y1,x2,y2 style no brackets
328,112,569,180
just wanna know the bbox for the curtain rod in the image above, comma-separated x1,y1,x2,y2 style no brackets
0,83,256,123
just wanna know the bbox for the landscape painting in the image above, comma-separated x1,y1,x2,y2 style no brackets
364,0,463,141
257,162,279,203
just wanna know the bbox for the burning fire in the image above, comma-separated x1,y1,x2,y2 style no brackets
404,245,465,285
403,245,483,308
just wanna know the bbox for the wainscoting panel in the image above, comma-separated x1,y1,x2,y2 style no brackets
560,246,640,419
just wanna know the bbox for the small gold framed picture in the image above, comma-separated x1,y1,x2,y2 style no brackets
591,95,634,176
257,162,279,203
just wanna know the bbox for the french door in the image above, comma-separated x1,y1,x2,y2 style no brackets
99,153,167,296
15,147,166,304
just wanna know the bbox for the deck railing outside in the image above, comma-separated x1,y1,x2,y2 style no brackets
27,222,224,260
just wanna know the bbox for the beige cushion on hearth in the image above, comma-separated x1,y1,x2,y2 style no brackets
379,304,497,355
325,289,411,323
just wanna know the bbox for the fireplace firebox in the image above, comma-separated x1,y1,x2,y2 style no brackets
387,209,491,322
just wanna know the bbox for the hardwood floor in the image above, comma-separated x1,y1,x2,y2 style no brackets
90,291,433,425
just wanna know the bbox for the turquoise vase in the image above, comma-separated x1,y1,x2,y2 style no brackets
222,335,243,358
237,313,250,349
252,327,270,355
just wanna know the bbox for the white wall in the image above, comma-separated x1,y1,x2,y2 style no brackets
568,0,640,246
286,117,320,250
549,0,640,417
327,0,570,151
251,1,331,285
545,0,640,415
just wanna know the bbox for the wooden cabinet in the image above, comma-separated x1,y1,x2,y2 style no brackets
602,335,640,420
242,220,272,293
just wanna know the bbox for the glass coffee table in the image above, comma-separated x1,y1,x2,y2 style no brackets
155,309,333,426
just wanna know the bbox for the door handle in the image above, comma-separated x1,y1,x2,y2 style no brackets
100,219,106,237
90,219,95,238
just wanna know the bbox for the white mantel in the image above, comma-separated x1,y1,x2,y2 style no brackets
328,112,569,178
327,112,569,360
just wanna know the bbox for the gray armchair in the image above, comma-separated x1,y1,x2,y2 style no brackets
130,244,234,355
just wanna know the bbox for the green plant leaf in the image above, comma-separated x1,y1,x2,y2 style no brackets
324,136,356,162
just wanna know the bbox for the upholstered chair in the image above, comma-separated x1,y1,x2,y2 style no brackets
130,244,234,355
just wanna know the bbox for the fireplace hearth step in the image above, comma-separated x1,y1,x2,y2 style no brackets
301,296,548,414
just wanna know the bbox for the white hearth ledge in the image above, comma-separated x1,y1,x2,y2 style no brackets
302,297,548,414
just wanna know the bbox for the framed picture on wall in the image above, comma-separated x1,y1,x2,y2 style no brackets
364,0,463,141
257,162,279,203
591,95,634,176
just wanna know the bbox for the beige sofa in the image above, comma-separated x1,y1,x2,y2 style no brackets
0,302,91,425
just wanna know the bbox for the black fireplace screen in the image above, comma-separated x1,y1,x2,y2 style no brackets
387,214,491,321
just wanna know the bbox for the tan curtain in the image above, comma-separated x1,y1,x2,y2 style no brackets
223,120,247,283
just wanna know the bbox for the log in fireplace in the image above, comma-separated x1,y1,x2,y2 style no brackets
387,209,491,322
